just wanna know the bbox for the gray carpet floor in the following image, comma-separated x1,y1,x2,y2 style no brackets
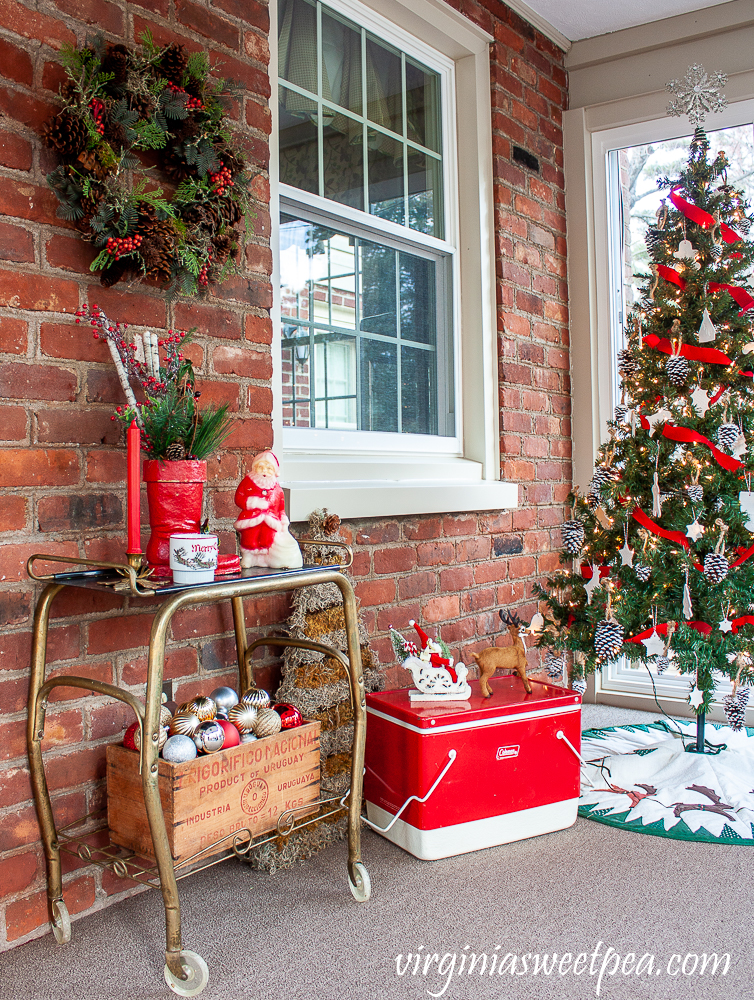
3,706,751,1000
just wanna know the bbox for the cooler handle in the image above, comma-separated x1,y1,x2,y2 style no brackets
361,749,457,834
556,730,596,788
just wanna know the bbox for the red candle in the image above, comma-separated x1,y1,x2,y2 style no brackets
127,420,142,555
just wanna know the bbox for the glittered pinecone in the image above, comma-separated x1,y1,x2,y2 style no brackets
635,565,651,582
656,655,671,675
686,484,704,503
704,551,729,584
617,348,638,380
723,688,749,731
159,42,189,84
544,650,565,680
561,519,585,555
594,618,624,660
718,422,740,452
41,111,88,157
666,354,690,387
165,442,187,460
571,677,587,696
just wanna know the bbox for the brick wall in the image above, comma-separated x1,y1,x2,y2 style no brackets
0,0,569,949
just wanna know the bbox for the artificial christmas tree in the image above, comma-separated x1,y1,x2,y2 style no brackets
539,117,754,750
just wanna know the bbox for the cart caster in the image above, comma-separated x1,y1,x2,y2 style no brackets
163,951,209,997
348,861,371,902
50,899,71,944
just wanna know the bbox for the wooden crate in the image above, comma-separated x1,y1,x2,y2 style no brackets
106,721,321,864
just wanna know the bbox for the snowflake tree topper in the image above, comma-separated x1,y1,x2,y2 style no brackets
666,64,727,127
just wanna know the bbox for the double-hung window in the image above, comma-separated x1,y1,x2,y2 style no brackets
271,0,516,518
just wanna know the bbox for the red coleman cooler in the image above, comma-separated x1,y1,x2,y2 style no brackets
364,677,581,860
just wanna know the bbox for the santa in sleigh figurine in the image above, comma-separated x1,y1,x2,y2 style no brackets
390,620,470,702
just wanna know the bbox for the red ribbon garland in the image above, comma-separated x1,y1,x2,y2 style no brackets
636,410,744,473
730,615,754,634
643,332,733,367
657,264,685,288
669,186,742,244
580,564,611,580
631,508,704,570
626,621,713,642
656,265,754,314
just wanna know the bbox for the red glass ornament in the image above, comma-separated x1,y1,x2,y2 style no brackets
273,702,303,729
123,721,139,750
216,718,241,749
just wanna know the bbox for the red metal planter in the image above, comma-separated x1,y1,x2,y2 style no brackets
143,459,207,571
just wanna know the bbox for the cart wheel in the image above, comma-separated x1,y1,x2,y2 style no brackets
163,951,209,997
50,899,71,944
348,862,371,902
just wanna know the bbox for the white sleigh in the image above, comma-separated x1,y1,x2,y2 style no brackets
404,654,471,702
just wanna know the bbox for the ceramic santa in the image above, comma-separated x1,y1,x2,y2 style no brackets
234,451,303,569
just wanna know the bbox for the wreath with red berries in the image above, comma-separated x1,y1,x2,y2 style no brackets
41,33,252,297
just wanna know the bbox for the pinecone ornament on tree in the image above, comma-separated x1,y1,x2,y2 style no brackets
718,422,740,452
544,650,565,680
723,687,749,730
561,519,585,555
656,654,671,674
594,617,624,660
571,676,587,696
635,564,651,582
686,484,704,503
617,347,639,380
666,353,690,386
704,552,729,583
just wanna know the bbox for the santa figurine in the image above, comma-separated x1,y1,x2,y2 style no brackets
234,451,303,569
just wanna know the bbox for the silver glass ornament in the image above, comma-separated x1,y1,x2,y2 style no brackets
193,719,225,754
240,732,259,744
241,686,271,710
162,734,198,763
210,686,239,714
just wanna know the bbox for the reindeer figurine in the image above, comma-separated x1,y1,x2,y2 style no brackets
472,610,533,698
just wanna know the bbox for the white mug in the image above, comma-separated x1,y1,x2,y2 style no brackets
169,533,219,584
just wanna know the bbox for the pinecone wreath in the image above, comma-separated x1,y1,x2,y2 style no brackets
594,616,624,661
242,509,382,873
723,687,749,730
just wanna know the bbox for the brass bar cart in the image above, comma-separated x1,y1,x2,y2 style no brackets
26,554,369,997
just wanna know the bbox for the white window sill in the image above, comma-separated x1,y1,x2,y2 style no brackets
281,455,518,519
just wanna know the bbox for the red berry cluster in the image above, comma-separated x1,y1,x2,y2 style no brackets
106,234,143,259
89,99,105,136
208,165,234,196
167,82,203,111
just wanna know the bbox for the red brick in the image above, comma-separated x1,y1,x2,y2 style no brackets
10,708,84,762
0,220,34,263
44,660,115,704
86,449,126,483
53,0,124,32
214,0,269,30
6,873,95,943
245,98,272,136
41,58,67,94
422,593,460,623
0,129,32,170
247,384,273,413
130,0,170,15
0,764,33,807
0,85,55,133
0,448,79,488
441,515,478,537
1,0,75,48
245,313,272,348
416,541,454,566
355,579,396,607
440,617,476,645
0,590,30,625
45,744,107,792
0,626,79,673
245,241,273,275
45,232,97,273
194,377,240,410
439,566,474,590
121,644,199,687
37,493,123,533
89,700,137,741
0,540,80,581
85,369,122,404
0,316,28,354
474,560,508,586
0,270,78,312
456,536,491,562
89,287,166,329
0,495,26,531
0,404,27,440
0,362,77,401
213,344,271,378
87,613,155,655
243,29,270,66
176,0,239,47
210,52,271,99
173,300,242,340
461,587,496,613
402,518,442,541
374,546,416,575
36,408,120,446
376,602,421,632
48,585,123,621
223,416,271,450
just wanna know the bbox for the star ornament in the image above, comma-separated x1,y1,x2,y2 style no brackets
686,520,705,542
689,686,705,709
619,542,635,568
690,386,712,417
641,629,665,658
719,618,734,633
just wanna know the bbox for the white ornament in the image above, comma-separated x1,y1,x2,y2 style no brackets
673,239,699,269
652,472,663,517
688,686,705,709
645,407,673,436
683,576,693,620
528,612,545,635
641,629,665,658
731,432,747,461
719,618,734,633
690,386,712,417
619,542,635,568
666,64,728,127
404,654,471,701
697,308,717,343
741,342,754,355
738,491,754,531
685,520,705,542
584,564,603,605
670,445,687,463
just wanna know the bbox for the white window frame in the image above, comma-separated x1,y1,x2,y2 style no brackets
270,0,517,519
566,97,754,720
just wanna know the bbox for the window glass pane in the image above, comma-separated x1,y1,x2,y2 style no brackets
400,251,435,346
281,332,313,428
314,332,357,428
279,86,319,197
365,36,402,138
323,125,364,209
321,8,362,115
360,242,396,337
368,142,404,224
401,345,436,435
406,58,441,153
361,338,397,431
407,149,442,238
278,0,318,95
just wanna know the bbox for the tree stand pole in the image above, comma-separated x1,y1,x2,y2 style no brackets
696,711,706,753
